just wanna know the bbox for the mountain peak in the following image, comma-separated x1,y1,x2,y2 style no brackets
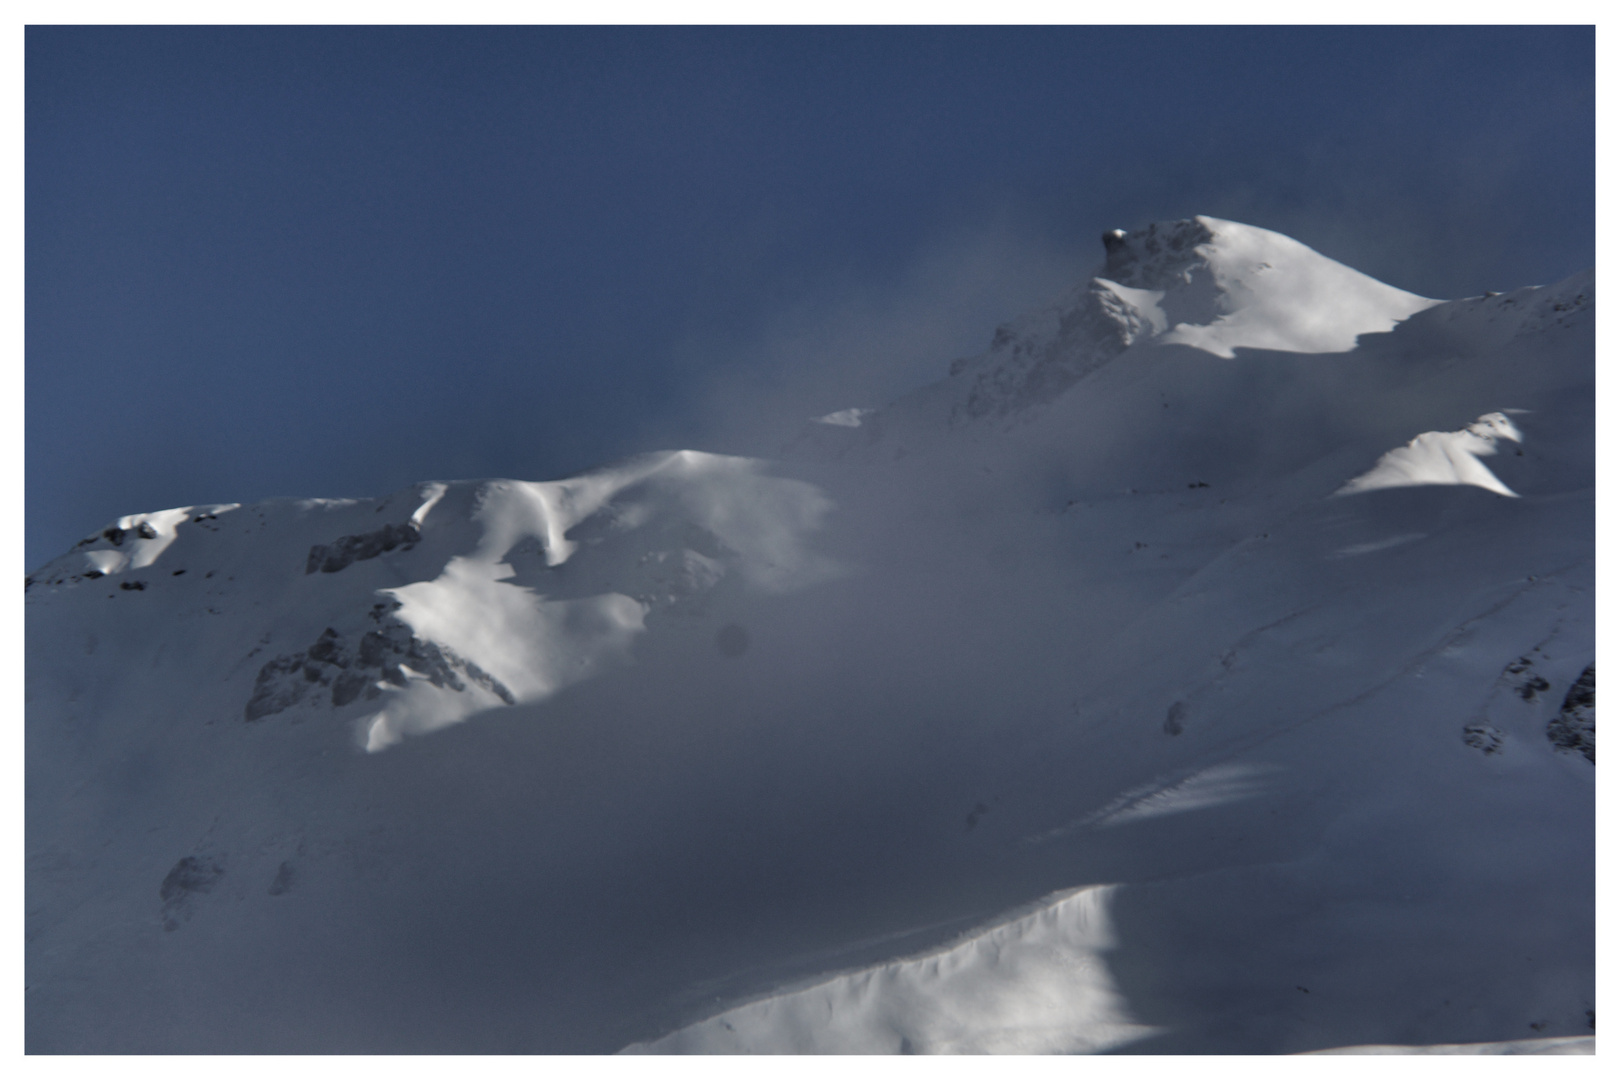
1099,216,1217,289
939,216,1439,423
1095,215,1438,359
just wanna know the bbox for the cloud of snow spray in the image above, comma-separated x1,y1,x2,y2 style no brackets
647,210,1086,461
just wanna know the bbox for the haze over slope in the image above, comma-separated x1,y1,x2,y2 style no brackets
26,217,1593,1054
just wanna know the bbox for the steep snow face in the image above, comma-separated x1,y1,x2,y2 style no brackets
936,216,1437,424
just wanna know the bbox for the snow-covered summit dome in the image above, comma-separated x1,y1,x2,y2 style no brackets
1097,215,1438,358
945,216,1440,422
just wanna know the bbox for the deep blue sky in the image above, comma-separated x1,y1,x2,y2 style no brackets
26,26,1594,570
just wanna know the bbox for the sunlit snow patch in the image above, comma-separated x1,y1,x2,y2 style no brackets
360,451,842,750
1089,215,1439,360
362,582,647,752
1153,217,1440,358
74,504,239,577
621,884,1158,1054
1336,412,1523,498
811,407,874,428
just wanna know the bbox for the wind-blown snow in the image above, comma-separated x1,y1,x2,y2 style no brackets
409,482,448,526
70,503,239,576
25,217,1592,1055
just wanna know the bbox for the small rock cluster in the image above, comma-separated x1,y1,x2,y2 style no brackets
1461,723,1504,755
159,854,225,932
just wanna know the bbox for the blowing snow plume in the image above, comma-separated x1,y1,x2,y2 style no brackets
27,216,1592,1054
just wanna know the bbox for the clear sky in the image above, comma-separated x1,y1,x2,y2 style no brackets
25,25,1594,571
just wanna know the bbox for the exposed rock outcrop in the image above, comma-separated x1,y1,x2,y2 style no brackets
243,609,514,722
305,521,420,575
1547,664,1594,763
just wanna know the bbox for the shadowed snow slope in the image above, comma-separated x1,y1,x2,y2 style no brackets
27,219,1592,1054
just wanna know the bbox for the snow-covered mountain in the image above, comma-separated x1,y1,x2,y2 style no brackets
26,217,1593,1053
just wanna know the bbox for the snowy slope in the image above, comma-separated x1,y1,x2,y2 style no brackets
26,219,1593,1054
27,451,840,752
793,215,1441,443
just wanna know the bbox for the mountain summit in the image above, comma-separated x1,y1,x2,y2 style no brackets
921,216,1440,425
1097,216,1438,356
27,218,1593,1054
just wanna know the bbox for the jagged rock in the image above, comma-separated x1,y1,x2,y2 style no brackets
1547,665,1594,763
243,618,514,722
243,655,311,721
305,627,349,667
955,278,1144,422
1100,217,1215,289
